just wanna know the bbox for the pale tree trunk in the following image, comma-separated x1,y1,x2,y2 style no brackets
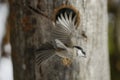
10,0,110,80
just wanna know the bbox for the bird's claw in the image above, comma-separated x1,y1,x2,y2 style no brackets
62,58,72,66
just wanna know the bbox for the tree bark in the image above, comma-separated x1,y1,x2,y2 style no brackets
10,0,110,80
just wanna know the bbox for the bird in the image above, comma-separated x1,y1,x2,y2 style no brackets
28,6,86,65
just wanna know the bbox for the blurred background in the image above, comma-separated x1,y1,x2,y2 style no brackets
108,0,120,80
0,0,120,80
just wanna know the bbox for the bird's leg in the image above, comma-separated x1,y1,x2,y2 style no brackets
62,58,72,66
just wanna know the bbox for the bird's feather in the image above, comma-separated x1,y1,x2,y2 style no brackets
35,49,55,65
34,12,78,64
35,43,55,64
52,12,77,46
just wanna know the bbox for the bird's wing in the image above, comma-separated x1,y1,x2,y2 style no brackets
52,12,77,46
35,43,55,65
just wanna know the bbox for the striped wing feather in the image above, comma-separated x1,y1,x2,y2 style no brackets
35,43,55,65
52,12,77,46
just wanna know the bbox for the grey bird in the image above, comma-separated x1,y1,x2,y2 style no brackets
28,6,86,65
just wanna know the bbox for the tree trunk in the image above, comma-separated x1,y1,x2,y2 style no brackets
10,0,110,80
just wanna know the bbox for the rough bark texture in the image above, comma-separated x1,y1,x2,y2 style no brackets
10,0,110,80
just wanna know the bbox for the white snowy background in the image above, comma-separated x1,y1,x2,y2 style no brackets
0,2,13,80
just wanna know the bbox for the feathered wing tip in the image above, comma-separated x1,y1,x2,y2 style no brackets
51,12,77,46
56,12,77,31
35,50,55,65
35,43,56,65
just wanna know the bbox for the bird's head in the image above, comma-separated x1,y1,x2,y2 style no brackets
55,39,86,58
73,46,86,57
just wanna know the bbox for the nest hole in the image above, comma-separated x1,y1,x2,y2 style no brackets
55,7,80,26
